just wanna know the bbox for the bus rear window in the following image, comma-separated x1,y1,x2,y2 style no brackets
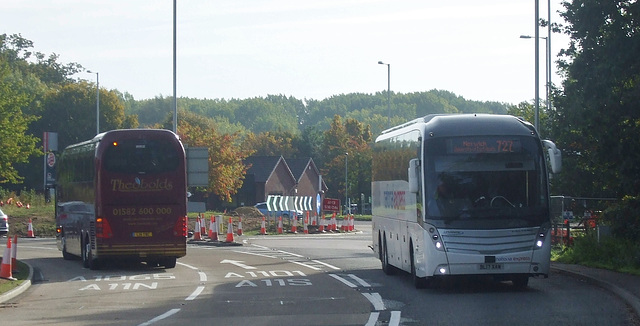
103,140,179,174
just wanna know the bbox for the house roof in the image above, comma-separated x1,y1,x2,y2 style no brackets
243,156,293,183
286,158,313,183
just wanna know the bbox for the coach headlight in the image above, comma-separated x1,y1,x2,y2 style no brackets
430,230,445,251
534,225,549,249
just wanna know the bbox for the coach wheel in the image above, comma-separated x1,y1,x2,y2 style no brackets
163,257,177,269
61,237,73,260
82,236,90,268
381,235,395,275
512,275,529,290
410,244,428,289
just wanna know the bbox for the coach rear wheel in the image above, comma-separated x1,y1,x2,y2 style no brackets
381,235,395,275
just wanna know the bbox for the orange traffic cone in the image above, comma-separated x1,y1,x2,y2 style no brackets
303,212,309,234
193,217,202,240
291,215,298,233
331,213,337,231
350,215,355,231
209,216,218,241
260,216,267,235
225,217,234,242
27,218,35,238
277,216,283,234
237,216,243,236
200,214,207,239
11,235,18,272
1,237,15,280
319,214,325,233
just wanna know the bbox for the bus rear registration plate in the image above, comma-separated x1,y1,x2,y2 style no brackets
479,263,503,270
132,232,153,238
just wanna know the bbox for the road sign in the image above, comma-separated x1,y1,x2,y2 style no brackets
322,198,340,212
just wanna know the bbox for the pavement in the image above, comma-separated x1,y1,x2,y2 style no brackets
1,259,639,321
551,262,640,318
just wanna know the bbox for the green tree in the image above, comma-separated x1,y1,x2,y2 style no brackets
0,60,41,183
320,115,372,207
550,1,640,240
551,0,640,198
242,130,299,158
169,110,253,202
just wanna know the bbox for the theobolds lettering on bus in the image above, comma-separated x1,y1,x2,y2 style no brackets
111,177,173,192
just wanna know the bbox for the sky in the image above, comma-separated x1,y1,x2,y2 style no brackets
1,0,569,104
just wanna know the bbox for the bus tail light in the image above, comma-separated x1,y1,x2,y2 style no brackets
174,216,188,237
96,216,113,239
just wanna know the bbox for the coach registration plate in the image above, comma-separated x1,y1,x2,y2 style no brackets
479,263,503,270
132,232,153,237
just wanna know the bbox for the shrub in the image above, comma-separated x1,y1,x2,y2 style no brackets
602,195,640,242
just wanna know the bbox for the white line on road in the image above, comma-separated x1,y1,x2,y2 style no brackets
290,260,322,270
311,259,341,270
365,312,380,326
389,311,401,326
328,274,357,288
177,262,199,270
185,286,205,301
362,292,385,311
347,274,371,287
198,271,207,282
137,308,181,326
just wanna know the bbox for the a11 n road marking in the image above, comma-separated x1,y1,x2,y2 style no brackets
68,273,175,291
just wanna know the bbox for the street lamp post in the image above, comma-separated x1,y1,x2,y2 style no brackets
345,152,349,215
520,35,551,135
378,61,391,128
87,70,99,134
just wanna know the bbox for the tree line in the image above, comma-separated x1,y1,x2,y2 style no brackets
1,0,639,242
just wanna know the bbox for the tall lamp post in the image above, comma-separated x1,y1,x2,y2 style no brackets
520,35,550,135
87,70,99,134
345,152,349,215
378,61,391,128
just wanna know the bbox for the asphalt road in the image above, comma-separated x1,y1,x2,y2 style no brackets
1,222,637,325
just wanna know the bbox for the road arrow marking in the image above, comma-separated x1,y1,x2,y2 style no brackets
220,259,257,270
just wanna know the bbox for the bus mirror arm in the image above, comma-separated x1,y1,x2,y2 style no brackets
542,140,562,174
408,158,420,193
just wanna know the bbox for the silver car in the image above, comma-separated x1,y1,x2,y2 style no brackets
0,208,8,235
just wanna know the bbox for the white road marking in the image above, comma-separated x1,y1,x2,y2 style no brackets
389,311,402,326
185,286,205,301
362,292,385,311
365,312,380,326
137,308,181,326
328,274,357,288
311,259,341,270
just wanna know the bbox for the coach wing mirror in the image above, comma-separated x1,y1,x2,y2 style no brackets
408,158,420,193
542,140,562,174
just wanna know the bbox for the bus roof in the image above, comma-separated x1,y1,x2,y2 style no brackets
376,114,537,141
63,129,180,152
